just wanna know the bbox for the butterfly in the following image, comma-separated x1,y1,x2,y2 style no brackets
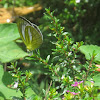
17,16,43,51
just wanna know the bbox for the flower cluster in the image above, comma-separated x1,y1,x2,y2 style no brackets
71,81,83,87
66,90,78,95
64,81,84,99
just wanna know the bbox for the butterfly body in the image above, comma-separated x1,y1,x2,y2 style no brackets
17,16,43,51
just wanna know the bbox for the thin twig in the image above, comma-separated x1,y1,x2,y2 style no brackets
35,55,59,78
4,63,7,71
44,80,52,100
84,56,94,84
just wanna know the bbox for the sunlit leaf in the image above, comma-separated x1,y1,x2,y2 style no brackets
79,45,100,63
0,23,28,63
0,23,20,44
0,41,28,63
93,74,100,86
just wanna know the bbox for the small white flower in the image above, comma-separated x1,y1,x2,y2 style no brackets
7,19,11,23
76,0,80,3
73,65,76,68
61,75,65,80
57,67,60,71
14,81,18,88
68,52,72,56
71,60,75,64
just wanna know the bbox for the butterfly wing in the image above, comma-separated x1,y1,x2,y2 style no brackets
17,17,30,46
25,25,43,50
17,17,43,51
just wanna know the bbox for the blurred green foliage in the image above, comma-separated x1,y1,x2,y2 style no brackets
79,45,100,63
0,0,38,7
41,0,100,45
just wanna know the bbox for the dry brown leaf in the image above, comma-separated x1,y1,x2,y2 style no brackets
0,4,42,23
0,8,12,23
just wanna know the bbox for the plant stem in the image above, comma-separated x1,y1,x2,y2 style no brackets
84,56,94,84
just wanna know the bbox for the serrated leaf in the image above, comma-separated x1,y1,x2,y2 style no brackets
79,45,100,63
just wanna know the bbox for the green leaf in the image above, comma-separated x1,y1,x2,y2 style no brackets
0,23,28,63
0,65,36,99
46,55,50,63
0,23,20,44
0,65,22,99
93,73,100,86
79,45,100,63
27,94,42,100
0,41,28,63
